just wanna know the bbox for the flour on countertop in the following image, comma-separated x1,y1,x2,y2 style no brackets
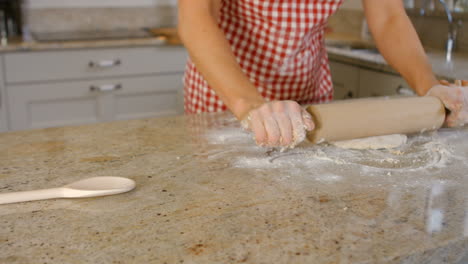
205,128,252,145
203,126,467,186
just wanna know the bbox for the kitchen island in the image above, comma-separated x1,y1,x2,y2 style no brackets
1,113,467,263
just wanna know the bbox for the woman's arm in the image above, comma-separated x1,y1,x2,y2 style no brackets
362,0,438,95
363,0,468,127
178,0,264,119
178,0,314,147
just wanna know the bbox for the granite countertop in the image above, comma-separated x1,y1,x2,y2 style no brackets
0,113,467,263
325,33,468,81
0,28,182,53
0,37,171,52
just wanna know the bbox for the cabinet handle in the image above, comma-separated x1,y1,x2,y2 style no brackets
88,59,121,68
396,85,415,96
90,84,122,92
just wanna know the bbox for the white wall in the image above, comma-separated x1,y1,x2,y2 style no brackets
340,0,363,10
25,0,177,8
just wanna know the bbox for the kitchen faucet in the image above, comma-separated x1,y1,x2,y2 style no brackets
420,0,462,62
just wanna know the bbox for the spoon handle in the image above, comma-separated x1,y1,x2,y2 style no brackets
0,188,64,205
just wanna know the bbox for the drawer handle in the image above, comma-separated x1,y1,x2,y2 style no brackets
88,59,121,68
90,84,122,92
396,85,415,96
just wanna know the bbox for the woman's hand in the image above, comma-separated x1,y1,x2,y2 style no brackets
427,80,468,127
241,101,315,148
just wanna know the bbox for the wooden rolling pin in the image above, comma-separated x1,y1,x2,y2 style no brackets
306,96,446,143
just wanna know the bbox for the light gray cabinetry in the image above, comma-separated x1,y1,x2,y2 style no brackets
5,46,187,131
330,61,414,100
0,56,6,132
329,61,359,100
4,47,187,83
359,68,413,97
8,79,101,130
113,74,182,121
8,75,183,130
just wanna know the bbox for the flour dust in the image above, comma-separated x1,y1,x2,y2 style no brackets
203,125,468,187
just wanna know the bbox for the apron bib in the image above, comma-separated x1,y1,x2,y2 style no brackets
184,0,343,113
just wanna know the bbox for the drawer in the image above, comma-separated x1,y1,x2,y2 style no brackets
8,79,101,130
4,46,187,84
7,74,184,131
113,74,184,120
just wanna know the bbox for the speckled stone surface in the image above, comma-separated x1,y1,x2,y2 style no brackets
23,6,177,35
0,36,173,53
0,113,467,263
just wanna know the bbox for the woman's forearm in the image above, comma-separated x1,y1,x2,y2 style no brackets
178,0,264,119
363,0,438,95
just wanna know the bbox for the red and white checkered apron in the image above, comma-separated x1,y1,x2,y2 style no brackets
184,0,343,114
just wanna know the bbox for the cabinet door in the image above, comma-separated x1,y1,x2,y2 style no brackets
8,80,102,130
329,61,360,100
359,69,414,97
7,74,184,131
0,56,7,132
113,74,184,120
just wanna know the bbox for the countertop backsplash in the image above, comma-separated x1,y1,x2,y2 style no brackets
19,0,468,55
328,9,365,38
408,13,468,54
22,0,177,34
329,7,468,54
24,0,177,8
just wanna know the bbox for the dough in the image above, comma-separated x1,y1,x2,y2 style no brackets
331,134,407,150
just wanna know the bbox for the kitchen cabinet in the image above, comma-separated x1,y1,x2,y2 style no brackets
8,79,102,129
8,75,183,129
4,47,187,83
5,46,187,131
329,61,359,100
0,56,7,132
329,60,414,100
359,68,413,97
